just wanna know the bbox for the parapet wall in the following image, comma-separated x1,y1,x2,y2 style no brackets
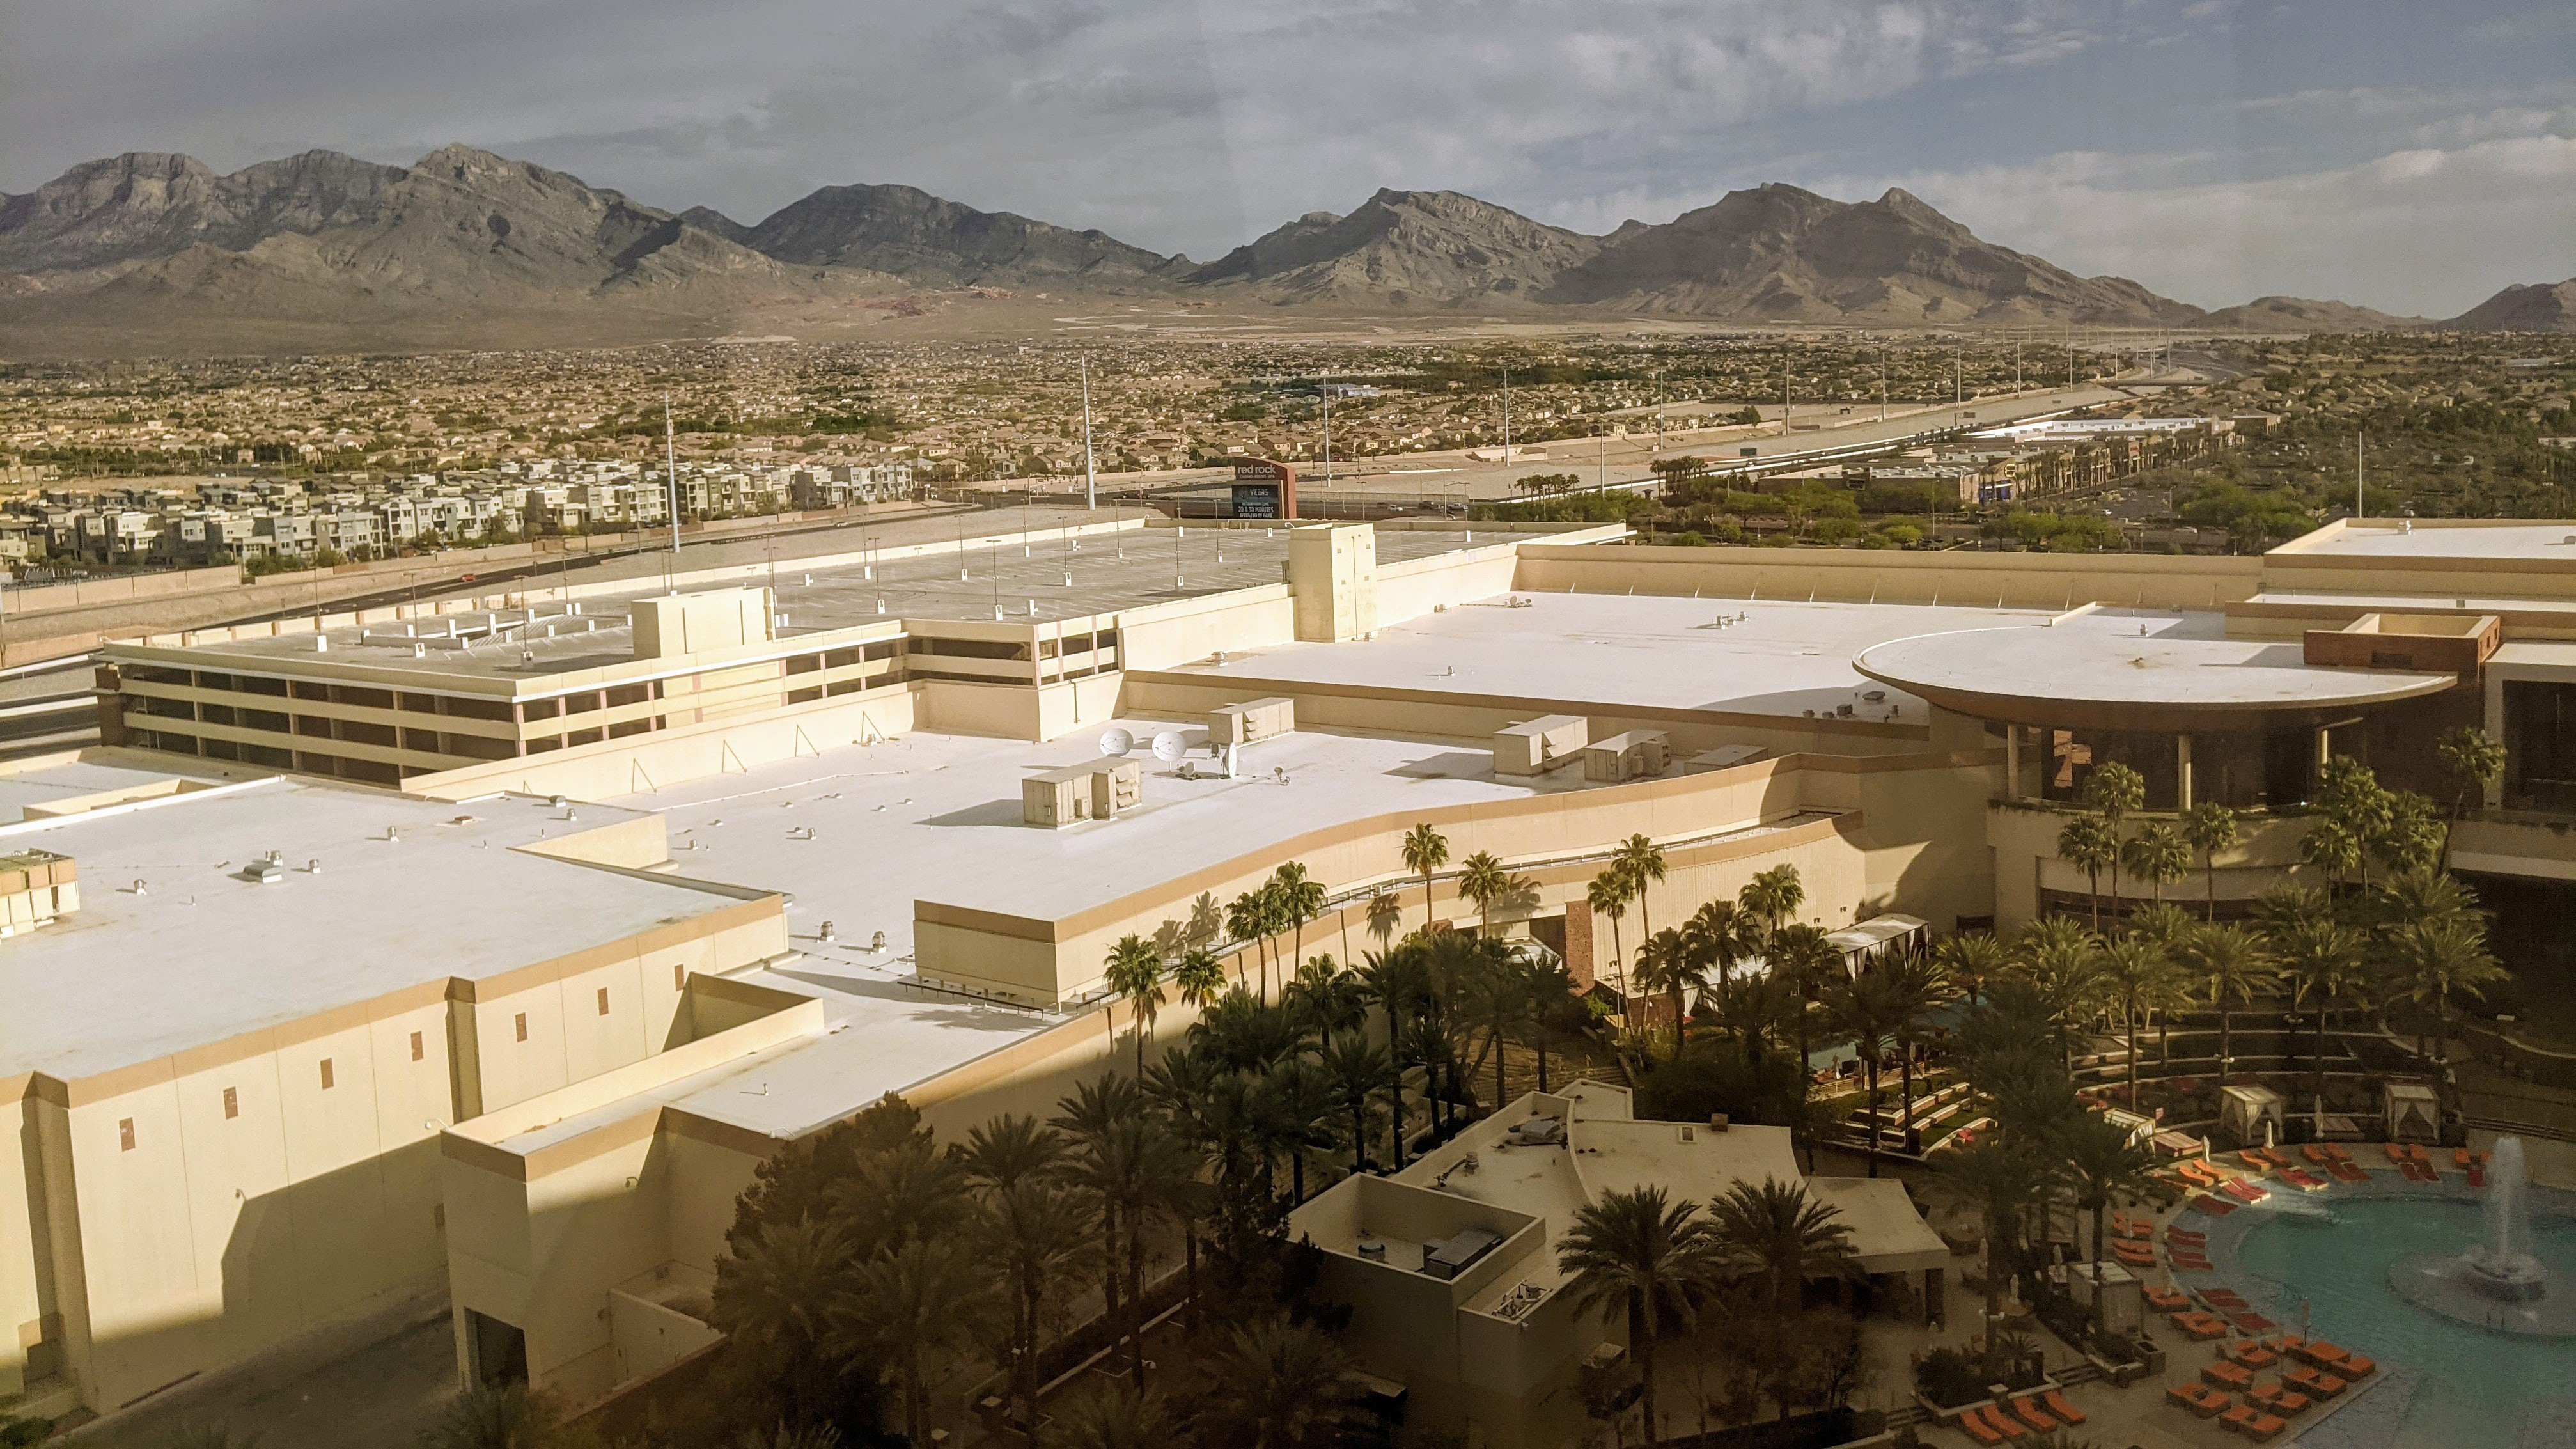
1510,542,2265,613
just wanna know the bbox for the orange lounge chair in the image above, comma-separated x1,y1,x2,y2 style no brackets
2303,1144,2330,1164
2384,1143,2407,1163
2284,1366,2323,1394
2193,1388,2233,1419
2340,1354,2375,1377
2456,1147,2474,1169
2245,1412,2287,1442
2229,1343,2278,1368
1955,1407,2004,1445
2043,1388,2086,1426
2301,1340,2350,1367
2219,1403,2258,1434
2250,1382,2282,1406
2275,1391,2311,1416
2205,1361,2255,1391
2009,1395,2057,1432
2168,1383,2205,1412
1980,1402,2029,1439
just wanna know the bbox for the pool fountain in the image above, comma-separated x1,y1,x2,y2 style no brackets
2389,1135,2573,1335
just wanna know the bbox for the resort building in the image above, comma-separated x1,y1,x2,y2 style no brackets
9,511,2576,1428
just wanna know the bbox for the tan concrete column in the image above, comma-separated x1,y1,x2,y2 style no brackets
2176,734,2194,810
2005,725,2022,799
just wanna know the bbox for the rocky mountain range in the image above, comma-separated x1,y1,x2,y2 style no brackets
2448,279,2576,333
2,144,2566,353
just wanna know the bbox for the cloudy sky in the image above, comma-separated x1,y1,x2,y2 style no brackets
3,0,2570,315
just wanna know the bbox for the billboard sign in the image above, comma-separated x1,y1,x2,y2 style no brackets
1231,458,1298,520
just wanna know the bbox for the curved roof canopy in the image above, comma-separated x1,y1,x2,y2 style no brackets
1854,624,2456,732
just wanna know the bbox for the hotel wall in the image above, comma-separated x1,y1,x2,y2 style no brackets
1511,541,2264,612
4,985,455,1414
912,751,2001,1006
0,893,788,1420
1987,803,2316,928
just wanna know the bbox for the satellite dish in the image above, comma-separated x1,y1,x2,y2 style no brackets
1099,728,1136,758
1151,731,1188,764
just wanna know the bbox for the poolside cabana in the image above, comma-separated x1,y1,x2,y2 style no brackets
2384,1082,2441,1143
2219,1085,2286,1149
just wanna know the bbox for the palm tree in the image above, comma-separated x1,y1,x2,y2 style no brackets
2093,936,2164,1111
1318,1034,1391,1174
2084,761,2146,917
977,1179,1098,1430
2014,917,2105,1073
2271,915,2369,1111
1935,1138,2058,1329
2056,1113,2158,1330
1740,864,1804,938
1272,861,1327,969
1196,1318,1366,1449
1935,930,2008,1011
830,1237,999,1446
1050,1383,1187,1449
1587,867,1635,995
1882,951,1951,1157
1104,934,1166,1077
1614,833,1669,950
1557,1185,1729,1445
1634,925,1698,1054
1053,1075,1150,1345
1684,898,1761,996
1172,947,1226,1016
1519,953,1578,1092
1827,968,1904,1175
2181,801,2241,921
1357,948,1424,1168
707,1216,852,1430
2379,915,2507,1063
1705,1177,1860,1319
1226,889,1269,991
1761,923,1844,1118
1456,850,1510,938
959,1113,1066,1196
2056,813,2118,930
2123,821,2192,907
2176,923,2273,1079
1401,822,1450,929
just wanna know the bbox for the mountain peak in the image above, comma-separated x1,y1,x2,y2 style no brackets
1543,181,2201,325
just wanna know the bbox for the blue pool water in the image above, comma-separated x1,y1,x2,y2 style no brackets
2231,1196,2576,1446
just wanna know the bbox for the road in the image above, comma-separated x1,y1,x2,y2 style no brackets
978,382,2130,513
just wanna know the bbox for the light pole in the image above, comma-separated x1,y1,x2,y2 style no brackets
1080,357,1097,510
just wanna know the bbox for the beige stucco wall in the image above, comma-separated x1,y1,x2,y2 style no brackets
407,684,917,804
1511,542,2265,613
1986,801,2314,928
0,889,788,1422
914,751,2000,1006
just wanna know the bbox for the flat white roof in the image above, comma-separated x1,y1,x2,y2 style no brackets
1855,609,2455,716
626,719,1607,955
1148,590,2066,726
0,773,758,1083
2277,522,2576,565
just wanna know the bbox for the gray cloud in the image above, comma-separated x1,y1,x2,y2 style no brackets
1,0,2568,309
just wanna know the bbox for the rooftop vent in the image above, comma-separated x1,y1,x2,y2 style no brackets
1356,1238,1387,1262
1421,1228,1503,1280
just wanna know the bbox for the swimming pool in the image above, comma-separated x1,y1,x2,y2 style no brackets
2230,1194,2576,1447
